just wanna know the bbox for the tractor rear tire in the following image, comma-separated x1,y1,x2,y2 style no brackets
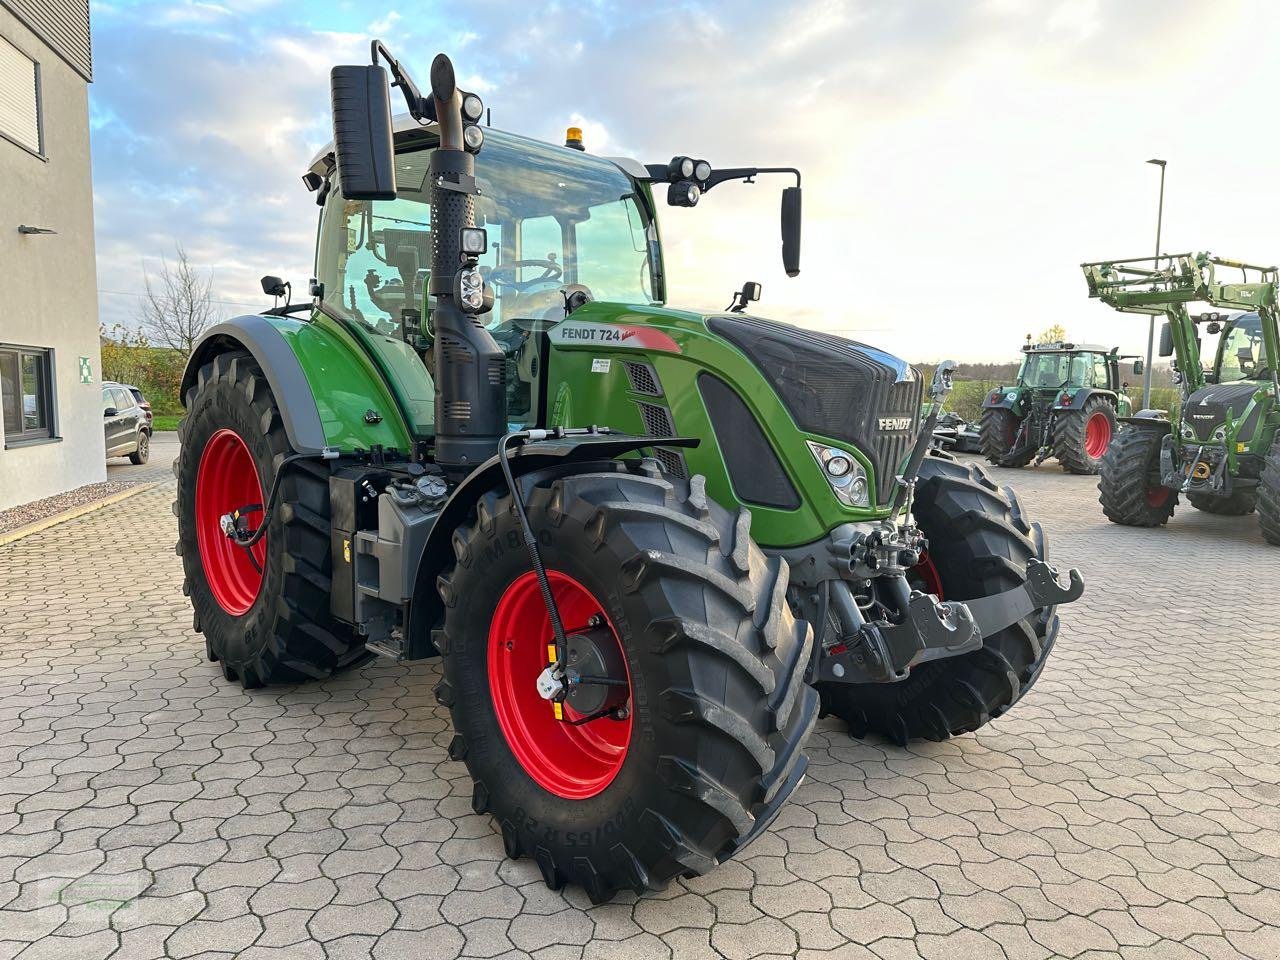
1187,490,1257,515
817,455,1056,744
436,464,818,903
980,407,1032,467
174,351,371,687
1098,427,1178,527
1259,450,1280,545
1053,398,1115,475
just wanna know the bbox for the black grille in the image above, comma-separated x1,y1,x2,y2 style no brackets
698,374,800,510
637,401,674,437
624,361,662,396
653,448,687,478
707,315,922,505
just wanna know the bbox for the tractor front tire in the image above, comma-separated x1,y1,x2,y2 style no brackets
817,455,1055,744
1187,490,1256,516
1259,450,1280,545
1098,428,1178,527
437,465,818,902
1053,398,1115,475
175,351,370,687
980,408,1032,467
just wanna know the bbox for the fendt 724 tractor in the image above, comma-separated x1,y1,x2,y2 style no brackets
980,341,1140,474
174,43,1084,900
1083,253,1280,541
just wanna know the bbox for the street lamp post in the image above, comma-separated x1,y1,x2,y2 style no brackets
1143,158,1166,409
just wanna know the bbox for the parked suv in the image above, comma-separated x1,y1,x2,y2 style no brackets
103,380,150,464
122,384,154,431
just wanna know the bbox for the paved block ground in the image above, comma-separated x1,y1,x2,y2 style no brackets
0,459,1277,959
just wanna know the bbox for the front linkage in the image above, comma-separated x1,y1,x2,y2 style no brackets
786,364,1085,690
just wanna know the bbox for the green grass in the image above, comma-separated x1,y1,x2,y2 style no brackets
151,415,182,432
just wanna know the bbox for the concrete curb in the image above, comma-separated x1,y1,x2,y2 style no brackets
0,482,161,547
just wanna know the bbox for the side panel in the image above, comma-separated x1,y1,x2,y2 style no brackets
544,301,889,548
183,314,415,454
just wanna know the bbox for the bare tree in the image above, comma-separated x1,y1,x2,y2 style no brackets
137,244,218,357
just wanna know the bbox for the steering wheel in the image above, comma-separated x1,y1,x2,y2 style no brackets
486,259,563,293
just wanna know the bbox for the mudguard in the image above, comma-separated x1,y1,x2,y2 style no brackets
182,314,416,455
1053,388,1114,412
403,434,699,659
982,387,1021,412
183,317,329,453
1118,412,1172,435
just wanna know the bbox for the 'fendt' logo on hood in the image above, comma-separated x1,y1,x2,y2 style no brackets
878,417,913,431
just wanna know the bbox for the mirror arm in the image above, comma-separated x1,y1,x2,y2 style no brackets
640,165,801,192
371,40,434,122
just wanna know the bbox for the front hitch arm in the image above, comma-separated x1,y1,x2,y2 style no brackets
817,559,1084,685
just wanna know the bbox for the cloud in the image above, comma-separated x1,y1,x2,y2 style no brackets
91,0,1271,362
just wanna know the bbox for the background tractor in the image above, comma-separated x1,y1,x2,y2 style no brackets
173,43,1083,900
1083,253,1280,541
980,341,1140,474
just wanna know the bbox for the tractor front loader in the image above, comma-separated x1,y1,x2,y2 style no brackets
174,43,1084,900
1083,253,1280,540
980,341,1140,474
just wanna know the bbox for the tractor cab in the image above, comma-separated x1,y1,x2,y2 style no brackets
307,122,663,434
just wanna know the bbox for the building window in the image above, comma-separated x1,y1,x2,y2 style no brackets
0,347,55,444
0,34,43,156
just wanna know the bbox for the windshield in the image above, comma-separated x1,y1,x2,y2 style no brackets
1215,313,1269,382
315,131,659,337
1018,352,1072,388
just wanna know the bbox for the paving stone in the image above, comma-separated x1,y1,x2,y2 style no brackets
0,460,1277,958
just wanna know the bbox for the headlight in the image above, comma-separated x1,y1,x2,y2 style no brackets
1180,422,1198,441
1212,425,1227,442
807,441,870,508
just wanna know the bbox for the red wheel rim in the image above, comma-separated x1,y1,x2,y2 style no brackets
195,428,267,615
488,571,632,800
1146,486,1170,507
1084,412,1112,459
912,551,944,599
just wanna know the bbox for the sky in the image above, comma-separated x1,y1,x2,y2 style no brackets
88,0,1280,362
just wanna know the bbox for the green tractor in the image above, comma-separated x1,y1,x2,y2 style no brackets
174,43,1083,900
980,341,1140,474
1083,253,1280,540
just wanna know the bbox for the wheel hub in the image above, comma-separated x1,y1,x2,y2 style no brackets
563,627,630,718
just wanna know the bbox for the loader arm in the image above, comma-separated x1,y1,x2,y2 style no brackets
1081,252,1280,399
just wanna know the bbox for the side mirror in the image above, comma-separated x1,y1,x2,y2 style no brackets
1158,322,1174,358
781,186,801,277
1238,346,1254,363
1132,358,1144,375
742,280,762,302
103,407,117,418
330,64,397,201
260,275,287,298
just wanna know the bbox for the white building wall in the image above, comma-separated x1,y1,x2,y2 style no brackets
0,3,103,511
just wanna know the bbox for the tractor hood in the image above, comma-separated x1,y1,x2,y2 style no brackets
1182,382,1261,440
702,313,922,505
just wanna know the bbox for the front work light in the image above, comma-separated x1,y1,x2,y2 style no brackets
693,159,712,182
463,125,484,151
668,181,701,207
460,227,489,256
462,93,484,122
